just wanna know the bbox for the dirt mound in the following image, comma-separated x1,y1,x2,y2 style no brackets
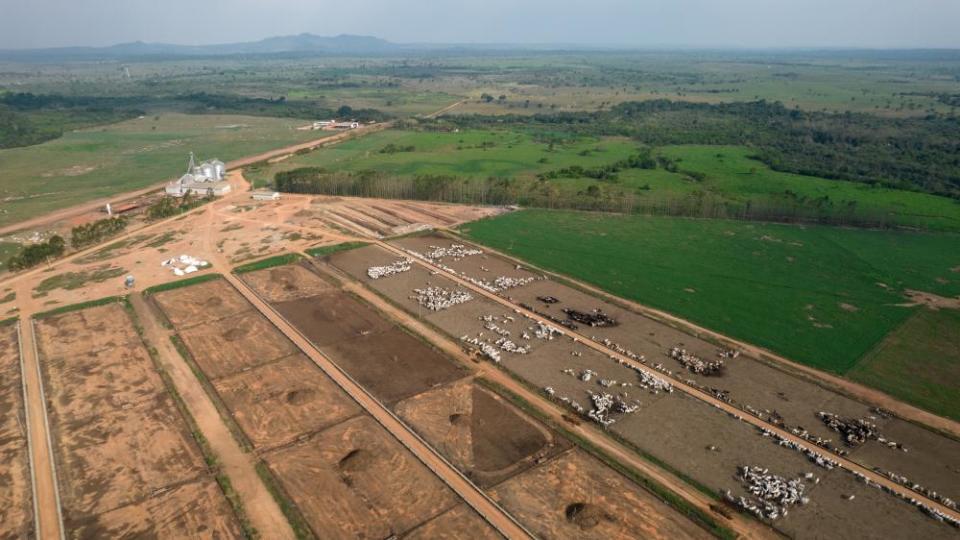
564,502,612,530
449,413,467,426
338,449,374,474
203,296,223,308
284,388,316,406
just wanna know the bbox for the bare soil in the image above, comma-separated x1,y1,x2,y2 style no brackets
67,479,241,539
152,278,251,328
214,354,362,449
273,292,394,347
178,310,298,380
264,415,459,539
403,504,504,540
33,304,237,534
490,450,711,539
323,327,468,405
241,263,334,303
0,324,33,539
395,378,571,488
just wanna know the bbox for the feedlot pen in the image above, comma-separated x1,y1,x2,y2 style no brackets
325,236,960,539
237,260,714,539
32,303,241,537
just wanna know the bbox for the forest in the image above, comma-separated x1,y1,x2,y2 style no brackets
434,100,960,199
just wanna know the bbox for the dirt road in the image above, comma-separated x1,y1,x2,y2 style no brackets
445,234,960,441
213,260,533,539
128,294,295,539
17,318,64,540
375,239,960,523
331,272,777,540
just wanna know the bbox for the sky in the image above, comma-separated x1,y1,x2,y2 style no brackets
2,0,959,50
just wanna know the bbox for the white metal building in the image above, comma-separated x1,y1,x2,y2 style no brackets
165,153,231,197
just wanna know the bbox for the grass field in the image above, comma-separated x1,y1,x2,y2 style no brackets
848,309,960,420
461,209,960,415
248,129,960,231
0,113,319,228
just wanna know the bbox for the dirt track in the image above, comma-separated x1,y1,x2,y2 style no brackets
373,238,960,524
17,319,63,540
128,293,295,539
213,259,534,539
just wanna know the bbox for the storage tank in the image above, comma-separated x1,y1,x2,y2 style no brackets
213,160,225,179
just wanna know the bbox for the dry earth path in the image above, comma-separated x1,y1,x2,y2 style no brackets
16,316,64,540
375,239,960,523
128,293,295,539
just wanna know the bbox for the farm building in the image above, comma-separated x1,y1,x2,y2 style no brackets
251,190,281,201
165,153,231,197
311,120,360,130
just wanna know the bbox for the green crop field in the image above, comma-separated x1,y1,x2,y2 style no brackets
461,209,960,415
848,308,960,421
0,113,319,228
248,129,960,231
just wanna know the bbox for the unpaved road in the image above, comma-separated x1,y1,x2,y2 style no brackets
213,257,533,539
128,294,295,539
375,239,960,523
17,318,64,540
330,270,777,540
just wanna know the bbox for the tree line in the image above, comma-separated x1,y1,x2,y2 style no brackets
273,166,902,228
70,216,129,249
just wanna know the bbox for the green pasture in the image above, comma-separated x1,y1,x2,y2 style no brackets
460,209,960,412
249,129,960,231
849,308,960,421
0,113,319,228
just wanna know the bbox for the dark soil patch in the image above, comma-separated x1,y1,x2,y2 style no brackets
564,502,613,530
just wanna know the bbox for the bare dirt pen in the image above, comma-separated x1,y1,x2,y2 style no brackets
329,241,960,538
156,278,496,538
272,290,468,404
67,479,238,538
402,504,503,540
491,450,711,539
152,278,250,327
0,324,33,539
34,303,240,536
273,293,393,347
270,257,719,536
177,311,299,379
239,262,334,303
396,378,571,488
214,354,361,449
264,415,461,539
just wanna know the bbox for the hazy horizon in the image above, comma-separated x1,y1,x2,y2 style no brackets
3,0,959,50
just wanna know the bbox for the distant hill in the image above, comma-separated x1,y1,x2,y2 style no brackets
0,33,402,61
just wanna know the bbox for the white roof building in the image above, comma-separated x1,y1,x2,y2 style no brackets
251,190,280,201
165,153,231,197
